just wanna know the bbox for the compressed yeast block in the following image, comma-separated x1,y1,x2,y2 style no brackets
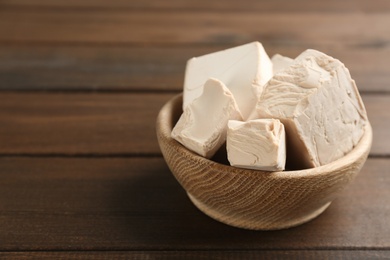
227,119,286,171
252,49,367,169
172,78,243,158
271,54,293,74
183,41,273,120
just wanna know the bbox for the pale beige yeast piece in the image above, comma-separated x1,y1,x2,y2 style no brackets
227,119,286,171
271,54,294,74
183,41,273,119
172,78,242,158
253,50,367,169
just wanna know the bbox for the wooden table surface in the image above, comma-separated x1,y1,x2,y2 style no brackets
1,1,389,259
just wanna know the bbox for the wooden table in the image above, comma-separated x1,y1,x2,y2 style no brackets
0,1,389,259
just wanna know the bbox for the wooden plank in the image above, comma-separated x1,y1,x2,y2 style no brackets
361,95,390,156
0,46,187,92
0,93,174,155
0,10,389,46
0,45,389,92
1,250,390,259
1,0,390,13
0,93,387,155
0,157,389,250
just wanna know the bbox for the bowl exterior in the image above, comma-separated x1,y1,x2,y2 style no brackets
156,94,372,230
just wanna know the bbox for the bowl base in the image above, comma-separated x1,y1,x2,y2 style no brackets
187,193,331,230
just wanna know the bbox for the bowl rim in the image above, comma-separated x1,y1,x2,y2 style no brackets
157,93,373,179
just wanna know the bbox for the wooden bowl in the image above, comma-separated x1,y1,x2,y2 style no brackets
156,94,373,230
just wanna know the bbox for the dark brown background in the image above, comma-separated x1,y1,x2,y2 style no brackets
0,1,389,259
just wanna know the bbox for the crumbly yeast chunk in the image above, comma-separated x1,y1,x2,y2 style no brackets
227,119,286,171
172,78,243,158
183,42,273,120
252,49,367,168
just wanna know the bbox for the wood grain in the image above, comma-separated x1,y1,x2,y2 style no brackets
0,93,386,155
0,157,389,250
1,45,389,92
0,92,174,155
1,250,389,259
1,0,390,12
361,94,390,156
0,10,389,46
